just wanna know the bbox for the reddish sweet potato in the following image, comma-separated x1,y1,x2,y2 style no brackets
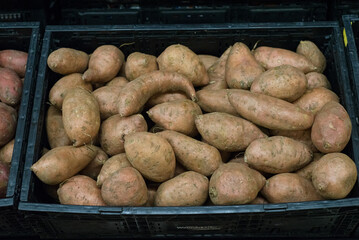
125,52,158,81
0,49,28,77
0,103,17,146
0,67,23,106
147,92,188,108
46,106,72,149
92,86,123,120
47,48,89,75
196,89,238,116
306,72,331,90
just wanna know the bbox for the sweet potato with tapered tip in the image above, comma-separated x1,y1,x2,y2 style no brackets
226,42,264,89
79,146,108,179
227,89,314,130
311,101,352,153
253,46,317,73
117,70,197,117
0,67,23,106
297,40,326,73
124,132,175,182
0,139,14,165
155,171,209,206
83,45,124,83
49,73,93,110
93,86,123,120
157,130,222,176
46,106,72,149
147,99,202,137
157,44,209,87
306,72,331,90
196,89,238,116
0,103,17,147
209,162,265,205
0,49,28,77
31,145,98,185
198,55,219,70
125,52,158,81
47,48,89,75
147,92,188,107
58,175,106,206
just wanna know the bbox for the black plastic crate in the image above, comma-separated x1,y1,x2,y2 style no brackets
329,1,359,22
19,22,359,239
0,22,42,238
1,0,47,24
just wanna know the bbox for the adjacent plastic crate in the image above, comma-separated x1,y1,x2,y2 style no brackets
0,22,42,238
20,22,359,239
330,1,359,21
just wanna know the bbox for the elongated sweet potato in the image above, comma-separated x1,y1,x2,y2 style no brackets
79,146,108,179
0,67,23,106
117,70,197,117
196,89,238,116
198,55,219,70
0,49,28,77
227,89,314,130
46,105,72,149
157,130,222,176
147,92,188,107
226,42,264,89
253,46,317,73
93,86,123,120
306,72,331,90
0,139,14,165
296,40,326,73
31,145,98,185
0,103,17,147
125,52,158,81
47,48,89,75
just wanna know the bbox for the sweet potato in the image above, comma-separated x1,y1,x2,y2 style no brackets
174,161,187,176
0,67,23,106
46,106,71,149
155,171,209,206
79,146,108,179
250,196,268,204
157,130,222,176
196,89,238,116
296,40,326,73
0,49,28,77
147,99,202,137
125,52,158,81
250,65,307,102
311,101,352,153
293,87,339,115
225,42,264,89
117,70,197,117
227,89,314,130
312,153,357,199
195,112,267,152
244,136,313,174
0,103,17,146
0,162,10,197
96,153,132,187
202,46,231,90
147,92,188,107
93,86,123,120
198,55,219,70
261,173,323,203
306,72,331,90
295,152,324,180
83,45,124,83
157,44,209,87
105,76,129,88
146,186,158,207
62,88,100,147
99,114,148,156
31,145,98,185
47,48,89,75
58,175,106,206
209,162,265,205
0,139,14,165
253,46,317,73
49,73,93,110
101,167,148,206
124,132,175,182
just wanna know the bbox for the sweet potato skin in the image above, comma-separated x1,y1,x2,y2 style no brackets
0,139,14,165
105,76,129,88
79,146,108,179
0,67,23,106
147,92,188,107
47,48,89,75
0,162,9,197
295,152,324,180
296,40,326,73
125,52,158,81
196,89,238,116
0,103,17,146
46,106,72,149
93,86,123,120
0,49,28,77
306,72,331,90
198,55,219,70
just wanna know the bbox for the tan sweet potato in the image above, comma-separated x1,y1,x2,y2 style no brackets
195,112,267,152
105,76,129,88
209,162,265,205
0,103,17,146
202,46,231,90
58,175,106,206
311,101,352,153
157,44,209,87
31,145,98,185
0,162,10,197
125,52,158,81
62,88,100,147
49,73,93,110
79,146,108,179
117,70,197,117
146,92,188,107
198,55,219,70
226,42,264,89
306,72,331,90
46,106,71,149
96,153,132,187
312,153,357,199
295,152,324,180
124,132,175,182
0,139,14,165
261,173,323,203
155,171,209,206
0,49,28,77
297,40,326,73
83,45,124,83
92,86,123,120
157,130,222,176
244,136,313,174
99,114,148,156
293,87,339,115
196,89,238,116
47,48,89,75
147,99,202,137
250,65,307,102
101,167,148,206
227,89,314,130
0,67,23,106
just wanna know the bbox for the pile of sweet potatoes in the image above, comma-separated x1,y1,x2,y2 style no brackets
32,41,357,206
